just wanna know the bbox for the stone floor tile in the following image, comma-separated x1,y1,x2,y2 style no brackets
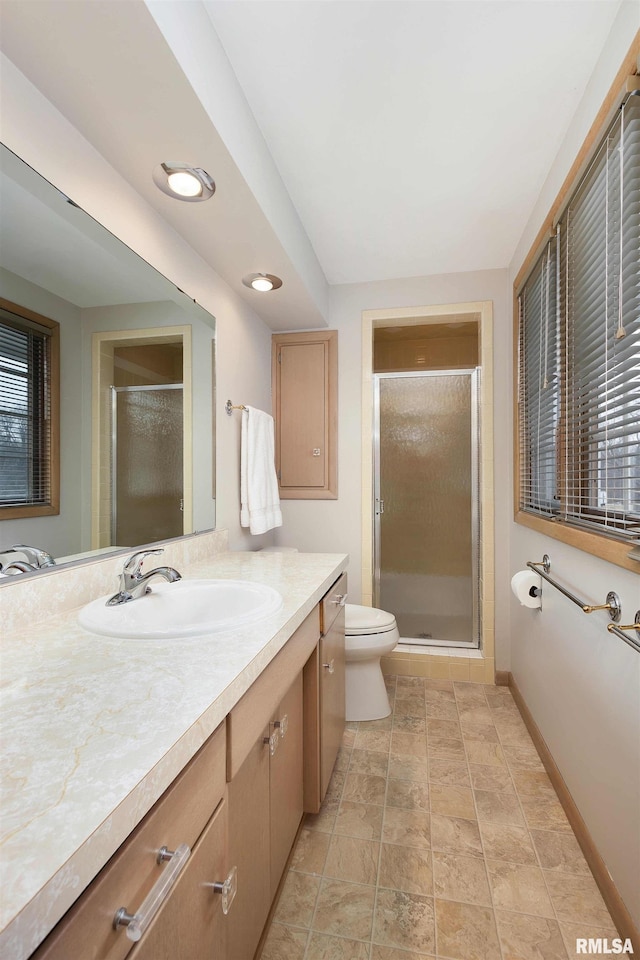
274,871,321,927
290,828,331,875
324,834,380,885
530,829,592,876
429,783,476,820
388,756,430,783
334,800,384,840
430,814,484,858
474,788,526,826
373,889,435,954
260,922,308,960
378,842,434,896
478,821,537,865
306,932,371,959
428,758,471,788
344,772,387,805
434,898,501,960
485,860,555,918
350,748,390,777
432,851,492,905
494,910,568,960
386,778,430,811
313,878,376,941
382,806,431,849
544,873,613,926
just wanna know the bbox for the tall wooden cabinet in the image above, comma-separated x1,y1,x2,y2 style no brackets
272,330,338,499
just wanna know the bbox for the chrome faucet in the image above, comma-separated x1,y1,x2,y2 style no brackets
106,549,182,606
1,560,37,575
0,545,56,568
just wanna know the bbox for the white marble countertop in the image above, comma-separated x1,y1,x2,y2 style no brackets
0,549,348,960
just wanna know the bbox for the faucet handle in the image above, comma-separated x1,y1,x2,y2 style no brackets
123,549,164,578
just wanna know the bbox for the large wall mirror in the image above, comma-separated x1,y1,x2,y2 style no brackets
0,144,216,573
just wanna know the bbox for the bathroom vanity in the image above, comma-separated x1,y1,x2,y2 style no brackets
0,543,348,960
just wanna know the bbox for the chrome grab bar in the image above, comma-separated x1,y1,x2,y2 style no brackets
527,555,622,622
607,611,640,655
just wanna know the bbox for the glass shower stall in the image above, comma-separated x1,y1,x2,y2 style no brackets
373,369,480,648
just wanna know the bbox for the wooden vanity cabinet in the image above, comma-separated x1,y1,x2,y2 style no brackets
226,612,317,960
304,572,347,813
32,722,228,960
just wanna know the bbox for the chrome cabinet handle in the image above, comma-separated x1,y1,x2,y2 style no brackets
264,729,280,756
331,592,348,606
114,843,190,942
323,658,335,674
274,714,288,738
212,865,238,915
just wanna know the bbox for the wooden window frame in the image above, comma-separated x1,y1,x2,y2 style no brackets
513,35,640,574
0,297,60,519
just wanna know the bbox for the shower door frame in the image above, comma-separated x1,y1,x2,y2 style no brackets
373,368,481,649
111,383,184,545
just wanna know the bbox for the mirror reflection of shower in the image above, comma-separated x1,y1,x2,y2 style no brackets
98,337,185,548
373,322,480,649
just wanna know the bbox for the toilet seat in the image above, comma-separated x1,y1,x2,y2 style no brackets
345,603,397,635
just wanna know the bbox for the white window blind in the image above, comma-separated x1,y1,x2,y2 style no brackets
519,89,640,543
0,310,53,508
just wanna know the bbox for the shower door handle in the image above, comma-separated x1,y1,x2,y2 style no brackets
376,499,385,515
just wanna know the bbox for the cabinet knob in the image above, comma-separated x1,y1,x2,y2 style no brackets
212,865,238,915
114,843,191,942
323,658,335,674
264,729,280,756
331,593,348,607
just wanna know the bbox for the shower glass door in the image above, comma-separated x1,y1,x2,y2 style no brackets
111,384,184,545
374,370,479,647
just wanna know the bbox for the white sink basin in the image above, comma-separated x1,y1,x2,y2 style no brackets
78,579,283,639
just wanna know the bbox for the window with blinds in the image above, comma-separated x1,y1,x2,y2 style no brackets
518,89,640,544
0,304,59,515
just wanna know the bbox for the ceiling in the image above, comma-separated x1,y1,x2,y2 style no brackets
0,0,627,328
205,1,622,285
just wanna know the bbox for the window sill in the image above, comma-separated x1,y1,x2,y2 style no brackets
515,510,639,573
1,503,59,520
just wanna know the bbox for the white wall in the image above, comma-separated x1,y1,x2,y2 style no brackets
0,53,275,553
507,4,640,928
0,268,83,558
277,267,512,669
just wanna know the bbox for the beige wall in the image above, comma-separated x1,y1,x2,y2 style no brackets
507,4,640,928
276,268,511,673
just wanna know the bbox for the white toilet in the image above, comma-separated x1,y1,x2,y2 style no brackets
345,604,399,722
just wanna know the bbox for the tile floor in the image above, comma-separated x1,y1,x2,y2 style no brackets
260,676,619,960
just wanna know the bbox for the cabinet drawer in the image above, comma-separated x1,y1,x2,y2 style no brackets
33,722,226,960
320,572,347,636
227,607,319,780
129,797,228,960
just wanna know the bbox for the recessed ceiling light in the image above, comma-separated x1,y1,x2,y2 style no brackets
153,162,215,202
242,273,283,292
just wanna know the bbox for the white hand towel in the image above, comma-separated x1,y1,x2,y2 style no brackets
240,406,283,535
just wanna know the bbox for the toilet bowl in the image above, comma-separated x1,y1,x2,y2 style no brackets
345,604,399,722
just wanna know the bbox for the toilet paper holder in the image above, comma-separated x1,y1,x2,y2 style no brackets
527,555,622,623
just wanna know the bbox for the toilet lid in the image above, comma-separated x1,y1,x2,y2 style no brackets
345,603,397,636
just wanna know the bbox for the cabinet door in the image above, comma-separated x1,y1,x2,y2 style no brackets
226,725,271,960
320,603,346,799
272,330,338,499
269,673,304,897
130,798,228,960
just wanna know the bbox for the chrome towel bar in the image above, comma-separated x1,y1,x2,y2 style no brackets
225,400,247,415
526,555,622,622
